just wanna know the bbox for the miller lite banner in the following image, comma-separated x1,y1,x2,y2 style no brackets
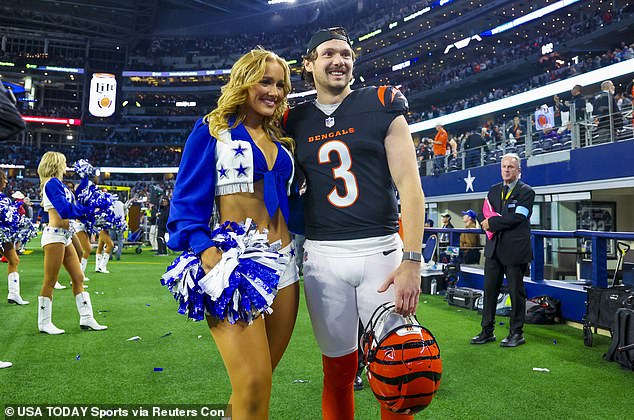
88,73,117,118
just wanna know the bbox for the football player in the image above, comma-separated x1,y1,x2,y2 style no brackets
284,27,425,420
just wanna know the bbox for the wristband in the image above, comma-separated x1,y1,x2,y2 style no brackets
402,251,422,262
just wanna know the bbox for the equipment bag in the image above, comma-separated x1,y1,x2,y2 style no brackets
585,286,634,330
525,295,561,324
447,287,482,311
475,288,512,316
604,308,634,371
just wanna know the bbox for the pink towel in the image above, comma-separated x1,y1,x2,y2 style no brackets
482,198,501,240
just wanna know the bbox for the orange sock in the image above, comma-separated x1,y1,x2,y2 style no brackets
322,352,357,420
380,407,414,420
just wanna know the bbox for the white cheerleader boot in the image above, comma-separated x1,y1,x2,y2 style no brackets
98,253,111,274
7,272,29,305
0,360,12,369
80,257,90,281
53,281,67,290
38,296,65,335
95,254,102,272
76,292,107,331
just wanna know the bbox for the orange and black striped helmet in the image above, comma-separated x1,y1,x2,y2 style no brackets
361,303,442,414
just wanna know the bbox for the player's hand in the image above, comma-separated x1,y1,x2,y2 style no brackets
378,260,421,316
200,246,222,274
481,218,490,231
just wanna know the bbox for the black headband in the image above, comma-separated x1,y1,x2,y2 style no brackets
306,28,352,55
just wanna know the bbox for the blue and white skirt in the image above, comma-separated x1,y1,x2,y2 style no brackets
161,219,290,324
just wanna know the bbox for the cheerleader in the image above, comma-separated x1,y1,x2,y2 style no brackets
95,229,113,273
95,188,114,274
37,152,107,334
65,181,92,282
0,171,33,305
163,48,299,420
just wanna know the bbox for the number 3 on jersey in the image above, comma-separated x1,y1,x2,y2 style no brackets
318,140,359,208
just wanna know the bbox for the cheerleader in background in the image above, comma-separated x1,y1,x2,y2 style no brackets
0,171,35,305
37,152,106,334
95,229,114,273
95,188,114,274
65,181,92,283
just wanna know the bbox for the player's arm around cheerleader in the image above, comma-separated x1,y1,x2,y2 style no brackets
36,151,106,335
162,48,299,420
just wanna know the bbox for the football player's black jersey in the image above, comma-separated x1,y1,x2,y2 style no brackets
285,86,408,241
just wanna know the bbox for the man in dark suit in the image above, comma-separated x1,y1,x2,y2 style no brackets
472,153,535,347
592,80,623,143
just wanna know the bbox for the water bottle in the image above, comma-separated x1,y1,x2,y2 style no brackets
431,279,437,295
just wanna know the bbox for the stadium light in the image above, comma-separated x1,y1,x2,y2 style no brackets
408,58,634,134
21,116,81,126
443,0,581,54
268,0,295,4
98,167,179,174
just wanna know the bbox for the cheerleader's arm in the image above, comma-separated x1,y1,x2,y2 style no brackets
44,178,88,219
167,118,217,254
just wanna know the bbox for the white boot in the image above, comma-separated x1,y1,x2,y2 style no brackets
0,360,12,369
80,258,90,281
37,296,65,335
98,253,110,274
75,292,107,331
53,281,67,290
7,272,29,305
95,254,102,272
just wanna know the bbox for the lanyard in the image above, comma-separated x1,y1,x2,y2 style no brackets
501,185,514,203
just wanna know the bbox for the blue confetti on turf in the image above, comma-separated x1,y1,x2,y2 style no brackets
75,355,81,361
154,367,164,372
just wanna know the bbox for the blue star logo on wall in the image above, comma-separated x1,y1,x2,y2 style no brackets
464,170,476,192
233,144,247,157
218,166,229,178
235,163,249,177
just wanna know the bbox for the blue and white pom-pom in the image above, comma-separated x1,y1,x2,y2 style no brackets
76,184,126,234
0,195,17,244
72,159,98,179
14,215,37,245
161,219,289,324
0,194,34,245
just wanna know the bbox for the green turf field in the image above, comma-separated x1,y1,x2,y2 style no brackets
1,247,633,419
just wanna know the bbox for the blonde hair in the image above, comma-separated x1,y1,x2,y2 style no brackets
38,151,67,194
205,48,294,152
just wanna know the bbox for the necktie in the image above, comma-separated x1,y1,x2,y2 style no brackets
502,185,509,204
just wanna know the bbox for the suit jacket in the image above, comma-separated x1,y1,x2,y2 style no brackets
592,91,623,130
477,180,535,265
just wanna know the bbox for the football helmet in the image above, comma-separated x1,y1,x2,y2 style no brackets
361,303,442,414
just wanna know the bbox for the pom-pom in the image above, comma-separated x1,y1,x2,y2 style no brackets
0,193,36,245
161,219,289,324
72,159,97,179
76,184,127,234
